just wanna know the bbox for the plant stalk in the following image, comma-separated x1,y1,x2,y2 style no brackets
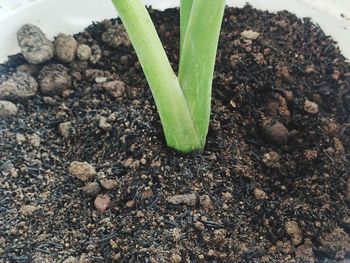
178,0,226,145
111,0,201,153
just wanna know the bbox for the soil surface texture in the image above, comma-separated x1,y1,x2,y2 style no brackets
1,5,350,263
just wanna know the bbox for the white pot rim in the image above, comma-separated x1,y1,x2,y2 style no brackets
0,0,349,62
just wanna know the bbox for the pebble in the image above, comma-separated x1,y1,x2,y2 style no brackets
323,121,339,136
222,192,233,201
101,24,130,48
304,100,319,114
69,161,96,181
19,205,39,216
262,151,281,168
100,179,119,190
167,194,196,206
262,121,289,145
319,227,350,259
28,134,41,148
17,24,54,64
240,30,260,40
0,100,18,118
334,137,345,157
94,195,111,213
253,188,267,200
194,221,205,231
285,221,303,245
170,254,182,263
102,80,126,98
0,73,38,100
54,33,78,63
99,116,112,131
95,77,107,84
199,195,213,210
81,182,101,197
77,44,92,61
15,133,26,145
38,64,72,95
59,122,72,139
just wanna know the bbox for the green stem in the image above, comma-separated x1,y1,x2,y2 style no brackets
178,0,226,144
111,0,201,153
180,0,194,55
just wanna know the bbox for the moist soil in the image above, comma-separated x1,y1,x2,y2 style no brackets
1,5,350,263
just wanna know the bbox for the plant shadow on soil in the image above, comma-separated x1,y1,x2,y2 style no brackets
0,5,350,263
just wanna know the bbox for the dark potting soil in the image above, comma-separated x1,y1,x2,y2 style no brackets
1,5,350,263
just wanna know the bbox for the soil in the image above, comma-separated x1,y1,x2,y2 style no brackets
1,5,350,263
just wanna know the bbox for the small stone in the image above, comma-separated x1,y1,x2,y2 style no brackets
262,151,281,168
320,227,350,259
102,80,126,98
89,44,102,64
16,133,26,144
303,149,317,160
194,221,205,231
85,69,105,80
304,100,319,114
102,24,130,48
81,182,100,197
253,188,267,200
332,70,341,81
59,122,72,138
262,121,289,145
285,221,303,245
95,77,107,83
0,73,38,100
16,64,40,75
0,100,18,118
69,161,96,181
17,24,54,64
199,195,213,210
28,134,41,147
240,30,260,40
77,44,92,61
126,200,135,208
323,121,339,137
38,64,72,96
19,205,39,216
170,254,182,263
94,195,111,212
167,194,196,206
100,179,119,190
295,239,315,263
222,192,233,201
99,116,112,131
54,33,78,63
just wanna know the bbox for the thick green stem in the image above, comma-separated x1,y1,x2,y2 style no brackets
178,0,226,145
111,0,201,153
180,0,193,55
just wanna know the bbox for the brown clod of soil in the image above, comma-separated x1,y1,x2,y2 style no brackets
285,221,303,245
69,161,96,181
262,121,289,145
167,194,196,206
319,227,350,259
